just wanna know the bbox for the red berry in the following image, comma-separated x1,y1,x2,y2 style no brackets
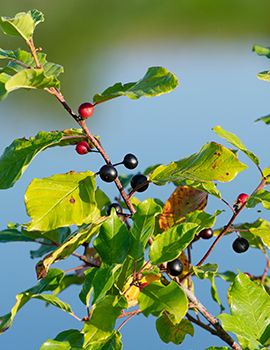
139,282,149,291
75,141,90,155
78,102,95,119
237,193,249,204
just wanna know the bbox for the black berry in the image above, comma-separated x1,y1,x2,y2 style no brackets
107,203,123,216
99,165,118,183
167,259,184,276
232,237,249,253
130,174,148,192
199,228,213,240
123,153,138,169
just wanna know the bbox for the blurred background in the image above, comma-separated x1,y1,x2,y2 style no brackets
1,1,270,349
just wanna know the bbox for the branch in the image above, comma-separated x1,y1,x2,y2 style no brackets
195,176,267,267
180,283,242,350
26,38,41,68
186,313,218,336
46,87,136,215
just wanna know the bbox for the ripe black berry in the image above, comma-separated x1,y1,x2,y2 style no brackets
232,237,249,253
167,259,184,276
107,203,123,216
99,165,118,183
130,174,148,192
199,228,213,240
123,153,138,169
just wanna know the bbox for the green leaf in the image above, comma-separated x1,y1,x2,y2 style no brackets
253,44,270,58
213,125,260,166
86,331,122,350
247,190,270,210
193,264,224,310
0,268,64,333
0,48,63,77
40,329,84,350
52,275,84,297
249,219,270,249
31,294,74,314
205,348,231,350
0,72,8,99
88,295,127,332
93,66,178,104
255,114,270,125
129,199,162,260
0,129,86,189
0,228,34,242
83,325,122,350
156,313,194,344
30,244,56,259
5,68,60,91
184,210,222,231
176,179,222,198
35,222,103,279
25,171,100,231
149,223,199,265
149,142,247,186
39,340,72,350
0,9,44,41
219,273,270,349
138,281,188,323
94,213,130,265
257,71,270,82
79,265,121,306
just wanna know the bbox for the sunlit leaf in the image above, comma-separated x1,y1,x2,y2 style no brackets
159,186,208,230
138,281,188,323
219,273,270,349
0,129,86,189
36,222,103,279
149,223,199,264
253,44,270,58
83,323,122,350
149,142,247,186
213,125,260,166
130,199,162,260
193,264,224,310
93,66,178,104
0,269,64,333
25,171,100,231
255,114,270,125
94,212,130,265
0,9,44,41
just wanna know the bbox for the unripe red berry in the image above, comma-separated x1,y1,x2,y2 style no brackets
139,282,149,291
75,141,90,155
237,193,249,204
78,102,95,119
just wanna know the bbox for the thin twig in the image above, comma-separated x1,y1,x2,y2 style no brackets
46,87,136,215
186,313,217,336
180,283,242,350
117,309,141,331
195,177,267,267
261,246,270,284
26,38,41,68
